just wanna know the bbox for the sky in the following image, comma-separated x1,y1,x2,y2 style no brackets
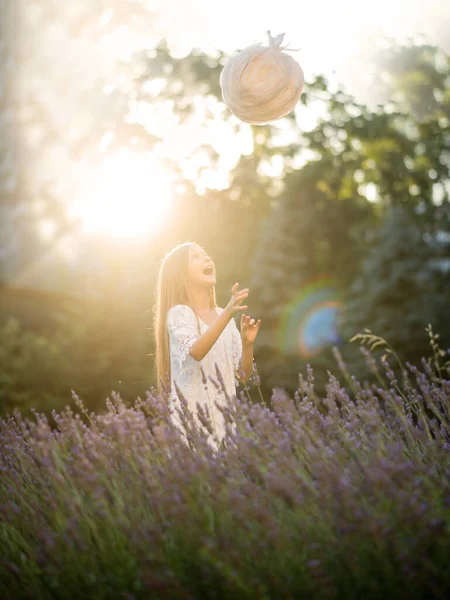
157,0,448,51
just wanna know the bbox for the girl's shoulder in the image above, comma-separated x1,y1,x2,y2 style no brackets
167,305,225,320
167,304,195,319
167,304,194,314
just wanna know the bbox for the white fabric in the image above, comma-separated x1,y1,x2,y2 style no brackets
220,31,304,125
167,304,242,441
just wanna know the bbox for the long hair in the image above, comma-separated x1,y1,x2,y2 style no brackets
153,242,217,391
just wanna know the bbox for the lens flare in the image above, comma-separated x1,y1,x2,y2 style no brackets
277,277,344,358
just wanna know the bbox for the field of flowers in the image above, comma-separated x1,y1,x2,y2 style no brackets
1,331,450,599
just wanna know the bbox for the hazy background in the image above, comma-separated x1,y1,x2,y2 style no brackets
1,0,449,418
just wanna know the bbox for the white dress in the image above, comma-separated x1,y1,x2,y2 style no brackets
166,304,242,441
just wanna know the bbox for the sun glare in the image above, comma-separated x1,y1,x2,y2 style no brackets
71,150,173,237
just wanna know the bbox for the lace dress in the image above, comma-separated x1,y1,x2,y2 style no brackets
166,304,242,440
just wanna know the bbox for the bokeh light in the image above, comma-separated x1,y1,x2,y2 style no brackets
277,277,344,358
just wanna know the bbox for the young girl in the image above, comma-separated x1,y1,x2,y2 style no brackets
153,242,261,442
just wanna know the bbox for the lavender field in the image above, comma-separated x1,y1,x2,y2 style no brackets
1,332,450,599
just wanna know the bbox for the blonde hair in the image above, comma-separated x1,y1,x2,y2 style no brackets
153,242,217,391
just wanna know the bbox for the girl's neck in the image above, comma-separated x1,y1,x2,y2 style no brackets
188,285,212,313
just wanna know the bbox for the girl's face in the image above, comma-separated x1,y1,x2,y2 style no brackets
188,245,216,288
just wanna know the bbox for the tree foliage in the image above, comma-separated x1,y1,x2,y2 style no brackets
341,206,450,379
249,45,450,394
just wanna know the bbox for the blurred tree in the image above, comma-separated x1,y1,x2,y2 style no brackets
339,42,450,377
0,287,152,418
249,43,450,394
376,43,450,122
0,0,164,289
249,151,373,394
341,205,450,378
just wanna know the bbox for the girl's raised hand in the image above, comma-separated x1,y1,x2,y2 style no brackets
225,283,249,317
240,314,261,346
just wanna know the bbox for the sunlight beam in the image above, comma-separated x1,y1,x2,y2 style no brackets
71,149,173,238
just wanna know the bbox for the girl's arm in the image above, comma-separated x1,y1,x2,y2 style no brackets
189,284,248,362
237,342,254,382
189,309,232,361
236,314,261,382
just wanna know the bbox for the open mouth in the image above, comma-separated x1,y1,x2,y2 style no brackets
203,266,214,275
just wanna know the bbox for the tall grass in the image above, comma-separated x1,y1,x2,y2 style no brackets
1,330,450,599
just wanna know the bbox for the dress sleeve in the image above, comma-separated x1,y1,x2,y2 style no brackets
230,316,243,377
166,305,200,372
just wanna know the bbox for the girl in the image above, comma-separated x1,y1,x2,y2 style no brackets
153,242,261,442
